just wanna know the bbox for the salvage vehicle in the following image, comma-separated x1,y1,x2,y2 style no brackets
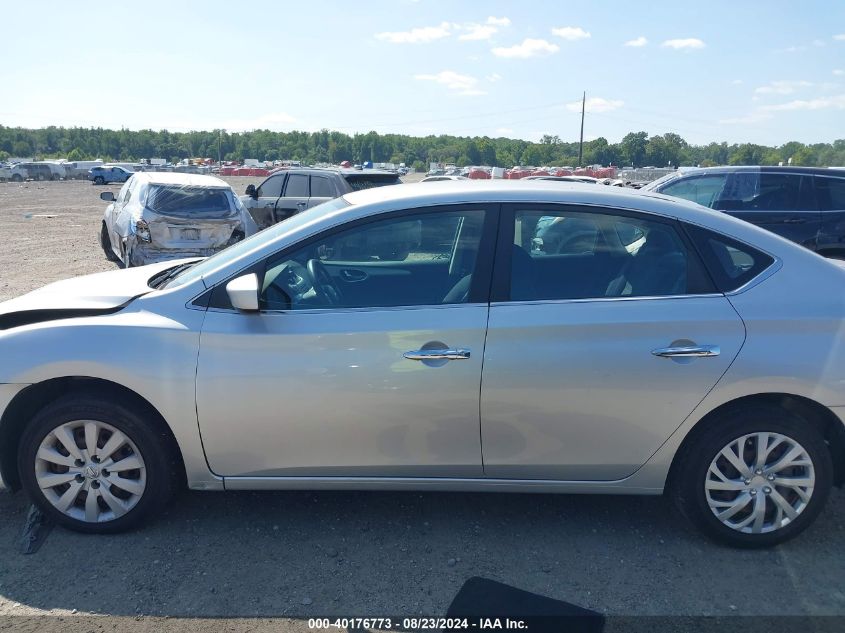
99,172,257,267
642,166,845,258
1,181,844,548
89,165,133,185
10,162,55,182
241,167,401,230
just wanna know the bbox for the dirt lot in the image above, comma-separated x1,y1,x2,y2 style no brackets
0,179,844,628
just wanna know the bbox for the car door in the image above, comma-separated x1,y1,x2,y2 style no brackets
480,204,746,481
195,204,497,480
107,178,133,246
274,173,310,221
715,171,820,250
243,173,286,230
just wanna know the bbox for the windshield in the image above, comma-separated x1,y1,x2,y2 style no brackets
163,196,352,289
146,185,232,215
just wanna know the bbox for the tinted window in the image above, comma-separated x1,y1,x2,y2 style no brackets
284,174,309,197
310,176,334,197
717,172,813,211
815,176,845,211
256,174,285,198
659,174,729,207
344,173,401,191
260,209,485,310
684,223,775,292
511,209,708,301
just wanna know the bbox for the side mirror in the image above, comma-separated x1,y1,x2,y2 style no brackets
244,184,257,198
226,273,260,312
100,191,115,202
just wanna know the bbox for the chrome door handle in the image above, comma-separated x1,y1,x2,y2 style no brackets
404,348,471,361
652,345,720,358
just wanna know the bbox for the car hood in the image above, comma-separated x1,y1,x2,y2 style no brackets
0,260,187,328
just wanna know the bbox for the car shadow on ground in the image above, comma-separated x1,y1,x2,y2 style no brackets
0,488,843,618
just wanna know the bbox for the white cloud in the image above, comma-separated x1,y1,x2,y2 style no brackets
414,70,485,95
565,97,624,113
487,16,511,27
624,36,648,47
496,127,514,135
459,25,498,41
834,69,845,76
731,79,744,85
755,80,813,95
718,112,773,125
376,22,453,44
662,38,705,50
486,73,502,82
551,26,591,41
835,34,845,41
760,94,845,112
492,38,559,58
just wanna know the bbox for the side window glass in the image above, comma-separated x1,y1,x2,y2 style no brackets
815,177,845,211
117,180,131,203
284,174,309,197
310,176,334,198
256,175,285,198
660,174,729,208
260,209,486,310
719,173,812,211
684,224,775,292
512,209,695,301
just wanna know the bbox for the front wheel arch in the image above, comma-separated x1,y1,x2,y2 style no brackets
0,377,186,492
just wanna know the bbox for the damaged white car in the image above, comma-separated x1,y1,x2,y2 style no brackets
100,173,257,267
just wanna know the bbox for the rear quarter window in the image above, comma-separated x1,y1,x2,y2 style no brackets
684,223,775,292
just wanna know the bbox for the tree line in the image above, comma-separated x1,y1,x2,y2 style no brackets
1,125,843,170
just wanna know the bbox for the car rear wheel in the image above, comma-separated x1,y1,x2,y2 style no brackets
18,394,177,533
671,405,832,548
100,222,119,262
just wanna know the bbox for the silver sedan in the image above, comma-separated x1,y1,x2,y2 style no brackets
1,181,843,547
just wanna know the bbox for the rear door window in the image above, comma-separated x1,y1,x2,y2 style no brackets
310,176,334,197
284,174,309,197
719,172,814,211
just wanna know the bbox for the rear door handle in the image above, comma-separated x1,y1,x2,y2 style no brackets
652,345,720,358
404,349,471,361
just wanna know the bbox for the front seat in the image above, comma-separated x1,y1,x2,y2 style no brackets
442,245,536,303
605,229,686,297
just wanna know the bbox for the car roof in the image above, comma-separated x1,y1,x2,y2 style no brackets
282,167,398,177
663,165,844,178
130,172,231,188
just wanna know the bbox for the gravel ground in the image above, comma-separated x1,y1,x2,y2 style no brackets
0,179,844,629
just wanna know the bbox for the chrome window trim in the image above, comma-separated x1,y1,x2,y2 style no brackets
490,293,724,308
206,302,490,316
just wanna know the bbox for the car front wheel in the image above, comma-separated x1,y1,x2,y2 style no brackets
671,405,832,548
18,394,176,533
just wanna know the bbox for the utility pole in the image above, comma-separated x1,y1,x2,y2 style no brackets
218,130,222,166
578,91,586,168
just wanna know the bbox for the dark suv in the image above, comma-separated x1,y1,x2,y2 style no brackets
240,167,402,230
643,166,845,258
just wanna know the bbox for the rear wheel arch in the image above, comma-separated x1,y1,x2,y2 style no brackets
667,393,845,492
0,377,186,492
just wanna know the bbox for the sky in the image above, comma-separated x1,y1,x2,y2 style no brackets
1,0,844,146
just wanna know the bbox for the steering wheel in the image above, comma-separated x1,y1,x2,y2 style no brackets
307,259,344,305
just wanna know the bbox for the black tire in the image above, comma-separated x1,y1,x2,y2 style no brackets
36,173,46,181
94,176,104,185
100,222,119,262
11,174,23,182
18,393,177,534
671,404,832,548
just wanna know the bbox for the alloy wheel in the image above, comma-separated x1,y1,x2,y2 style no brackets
705,432,815,534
